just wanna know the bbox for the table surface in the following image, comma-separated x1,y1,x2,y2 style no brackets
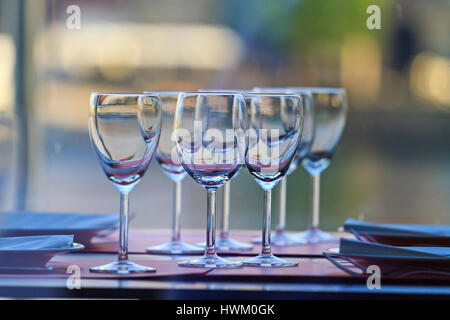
1,229,450,299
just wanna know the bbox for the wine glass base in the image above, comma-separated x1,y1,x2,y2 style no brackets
294,228,336,244
146,241,203,255
90,260,156,274
178,254,242,268
272,231,304,246
251,232,303,246
197,237,253,251
242,254,298,267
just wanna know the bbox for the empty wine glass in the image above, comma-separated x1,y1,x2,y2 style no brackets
143,91,202,255
252,87,314,246
174,91,247,268
197,89,252,252
89,93,161,273
293,88,347,243
243,93,303,267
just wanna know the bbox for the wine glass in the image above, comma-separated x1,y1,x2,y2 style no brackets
143,91,203,255
243,93,303,267
89,93,161,273
197,89,252,252
174,91,246,268
252,87,315,246
292,88,347,243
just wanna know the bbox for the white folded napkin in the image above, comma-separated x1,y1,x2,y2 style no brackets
0,212,117,230
0,235,74,251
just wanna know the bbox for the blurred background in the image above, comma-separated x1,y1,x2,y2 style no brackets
0,0,448,232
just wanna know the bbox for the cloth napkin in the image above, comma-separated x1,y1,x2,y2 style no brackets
0,212,118,230
343,218,450,237
0,235,74,251
340,238,450,259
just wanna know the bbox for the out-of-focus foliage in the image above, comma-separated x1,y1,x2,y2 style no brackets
288,0,391,46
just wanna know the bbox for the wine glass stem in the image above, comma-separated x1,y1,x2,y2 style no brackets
205,189,217,256
221,181,230,238
171,181,182,242
312,174,320,229
276,177,287,232
118,192,129,262
262,189,272,255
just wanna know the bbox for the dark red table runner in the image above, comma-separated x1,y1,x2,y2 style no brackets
206,259,348,278
1,252,448,281
87,229,348,257
0,229,357,281
0,256,210,279
0,255,349,280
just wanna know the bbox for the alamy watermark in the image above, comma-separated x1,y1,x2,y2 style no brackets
66,265,81,289
366,265,381,290
366,5,381,30
66,4,81,30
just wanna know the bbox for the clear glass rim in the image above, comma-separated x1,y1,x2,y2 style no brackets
243,92,302,98
253,87,311,94
287,87,346,94
254,87,345,92
180,91,243,96
143,90,181,95
198,89,248,93
91,92,159,97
